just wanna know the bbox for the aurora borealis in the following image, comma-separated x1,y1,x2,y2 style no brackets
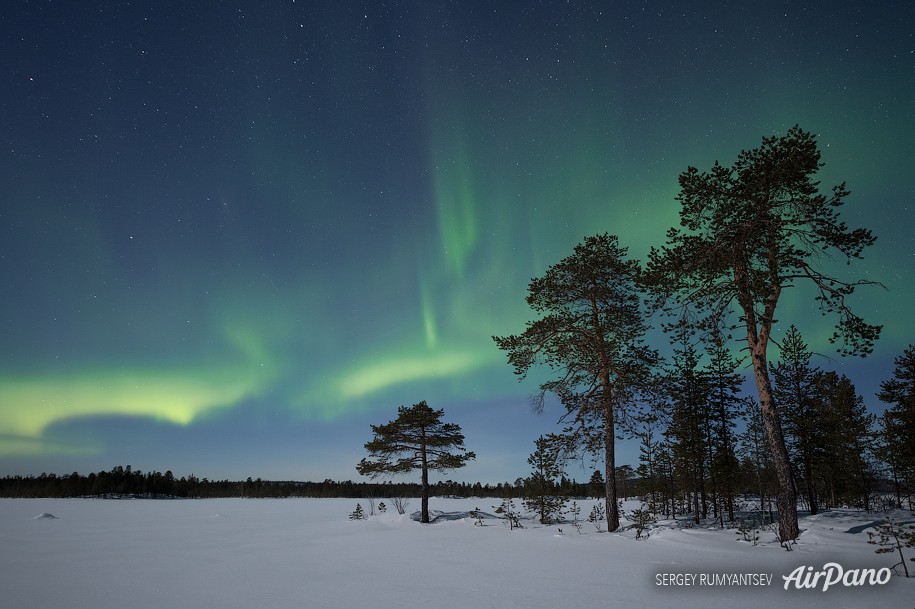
2,1,913,483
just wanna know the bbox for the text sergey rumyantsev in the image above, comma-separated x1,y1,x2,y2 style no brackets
656,573,773,587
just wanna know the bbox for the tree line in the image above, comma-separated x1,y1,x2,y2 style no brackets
0,464,601,500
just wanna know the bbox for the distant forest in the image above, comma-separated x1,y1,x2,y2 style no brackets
0,465,601,500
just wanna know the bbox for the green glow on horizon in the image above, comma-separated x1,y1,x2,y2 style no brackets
0,363,274,456
0,434,100,458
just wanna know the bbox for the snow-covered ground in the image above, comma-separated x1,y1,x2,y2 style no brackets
1,497,912,608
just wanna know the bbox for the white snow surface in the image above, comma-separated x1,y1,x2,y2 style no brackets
2,497,912,608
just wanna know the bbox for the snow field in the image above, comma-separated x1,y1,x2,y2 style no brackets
1,497,912,609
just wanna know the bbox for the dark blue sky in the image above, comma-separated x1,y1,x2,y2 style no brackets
2,1,913,483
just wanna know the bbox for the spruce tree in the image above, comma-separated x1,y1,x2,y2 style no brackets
816,372,876,509
703,331,743,522
737,399,776,525
634,413,664,515
588,470,605,499
771,325,824,514
523,435,568,525
665,332,710,524
877,345,915,507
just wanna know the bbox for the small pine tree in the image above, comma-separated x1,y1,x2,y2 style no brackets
736,516,761,545
867,515,915,577
377,502,387,513
470,507,485,527
494,497,523,530
523,435,568,525
628,503,657,539
589,503,606,533
567,501,583,534
349,503,365,521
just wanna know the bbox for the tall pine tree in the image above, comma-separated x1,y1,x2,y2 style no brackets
494,233,657,532
646,127,882,540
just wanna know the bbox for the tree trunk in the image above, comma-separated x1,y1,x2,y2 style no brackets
802,449,819,515
420,429,430,524
750,343,800,540
604,382,620,532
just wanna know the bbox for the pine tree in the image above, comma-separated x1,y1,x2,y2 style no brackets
356,401,475,524
494,233,658,532
771,325,824,514
704,331,743,523
867,515,915,578
646,127,882,541
633,411,674,517
567,501,583,534
665,335,710,524
523,435,568,525
588,502,607,533
628,503,657,539
495,497,523,530
806,372,874,508
737,399,776,525
877,345,915,507
588,469,605,499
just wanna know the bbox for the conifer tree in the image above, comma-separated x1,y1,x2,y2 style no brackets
356,401,475,524
703,331,743,522
588,469,605,499
523,435,568,525
737,399,776,524
771,325,824,514
877,345,915,507
494,233,657,532
816,372,876,509
645,127,881,541
665,330,710,523
634,413,664,515
349,503,365,520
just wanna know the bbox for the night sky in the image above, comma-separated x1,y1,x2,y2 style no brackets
2,1,913,484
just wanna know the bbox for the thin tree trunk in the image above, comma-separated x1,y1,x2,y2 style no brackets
803,449,819,515
420,427,430,524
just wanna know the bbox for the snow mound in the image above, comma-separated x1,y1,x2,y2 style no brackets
32,513,58,520
410,509,497,523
